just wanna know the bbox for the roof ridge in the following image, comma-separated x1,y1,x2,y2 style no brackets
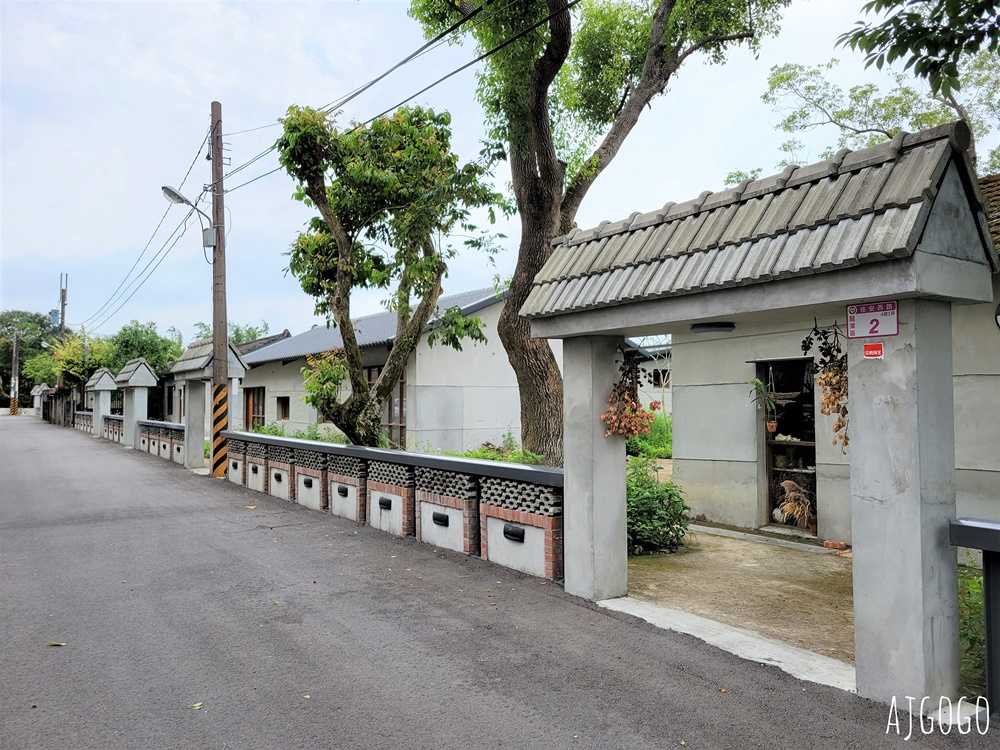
553,120,969,250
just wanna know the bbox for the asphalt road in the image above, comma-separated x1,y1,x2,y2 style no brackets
0,418,987,749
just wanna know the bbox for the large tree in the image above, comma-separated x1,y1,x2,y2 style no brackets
275,104,502,446
839,0,1000,95
105,320,184,378
409,0,790,464
727,51,1000,181
0,310,57,402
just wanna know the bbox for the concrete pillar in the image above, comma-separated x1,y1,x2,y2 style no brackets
562,335,627,601
123,387,148,449
93,391,111,437
184,380,207,469
849,298,959,704
228,377,241,431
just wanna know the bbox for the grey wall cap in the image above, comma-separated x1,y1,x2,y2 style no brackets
85,368,118,391
104,415,124,421
221,430,564,487
137,419,186,430
950,517,1000,554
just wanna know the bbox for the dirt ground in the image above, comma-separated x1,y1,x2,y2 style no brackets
628,530,856,664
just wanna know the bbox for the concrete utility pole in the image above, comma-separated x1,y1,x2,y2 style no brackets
9,323,19,415
210,100,229,478
59,274,67,341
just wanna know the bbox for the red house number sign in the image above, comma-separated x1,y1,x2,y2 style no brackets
847,301,898,339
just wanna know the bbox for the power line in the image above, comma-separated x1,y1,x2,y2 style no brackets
69,131,210,327
87,199,204,334
215,0,517,189
225,0,580,196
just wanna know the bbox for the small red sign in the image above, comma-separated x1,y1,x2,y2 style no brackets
864,342,884,360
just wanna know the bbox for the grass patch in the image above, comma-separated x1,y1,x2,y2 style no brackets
959,559,986,697
626,412,672,459
441,431,544,465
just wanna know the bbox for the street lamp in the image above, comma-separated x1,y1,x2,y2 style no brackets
161,185,215,248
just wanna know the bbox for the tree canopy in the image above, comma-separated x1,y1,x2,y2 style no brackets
728,51,1000,183
0,310,58,400
409,0,791,463
193,320,271,346
839,0,1000,96
104,320,183,377
275,104,502,446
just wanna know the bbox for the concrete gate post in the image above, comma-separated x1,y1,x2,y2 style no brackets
184,380,207,469
93,391,111,437
849,298,959,703
563,335,627,601
124,387,148,449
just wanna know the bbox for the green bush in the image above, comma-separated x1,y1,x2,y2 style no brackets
626,412,672,459
249,421,348,444
959,560,986,696
626,456,689,555
443,431,544,465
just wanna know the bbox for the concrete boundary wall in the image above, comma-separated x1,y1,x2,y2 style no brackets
221,430,565,581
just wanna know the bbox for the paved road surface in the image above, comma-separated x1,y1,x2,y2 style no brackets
0,418,983,748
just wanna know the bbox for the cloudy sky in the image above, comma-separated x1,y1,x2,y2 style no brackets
2,0,993,345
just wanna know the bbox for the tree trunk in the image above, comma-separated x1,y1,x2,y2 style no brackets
498,158,565,466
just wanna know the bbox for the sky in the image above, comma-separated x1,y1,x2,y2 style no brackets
2,0,995,346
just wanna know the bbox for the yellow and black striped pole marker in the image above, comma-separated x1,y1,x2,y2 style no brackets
212,383,228,478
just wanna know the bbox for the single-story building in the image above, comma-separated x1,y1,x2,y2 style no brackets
240,288,566,453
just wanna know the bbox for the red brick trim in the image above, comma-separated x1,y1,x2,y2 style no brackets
479,505,563,580
368,480,415,536
415,490,480,555
294,466,327,509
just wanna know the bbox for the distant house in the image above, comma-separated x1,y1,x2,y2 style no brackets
240,288,564,452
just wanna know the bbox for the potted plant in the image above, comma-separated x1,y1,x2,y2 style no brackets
748,378,778,433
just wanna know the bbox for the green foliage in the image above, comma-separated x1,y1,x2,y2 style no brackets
248,421,349,444
410,0,789,174
626,412,673,459
193,320,271,346
959,558,986,696
425,307,487,350
748,378,777,422
838,0,1000,96
22,352,59,387
105,320,182,377
43,334,111,385
741,53,1000,177
723,168,762,187
276,103,503,444
440,430,545,465
0,310,58,396
626,456,689,555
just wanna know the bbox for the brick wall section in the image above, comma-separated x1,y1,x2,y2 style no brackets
479,505,564,580
247,457,268,493
415,490,480,555
296,465,327,509
368,480,416,536
269,460,294,500
228,439,247,484
330,473,366,521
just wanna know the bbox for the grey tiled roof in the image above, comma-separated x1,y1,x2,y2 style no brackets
244,287,503,366
169,339,249,376
114,357,156,385
522,122,996,320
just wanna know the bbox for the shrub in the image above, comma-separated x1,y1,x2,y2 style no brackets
249,421,349,444
626,456,689,555
443,432,544,465
959,559,986,696
626,412,672,459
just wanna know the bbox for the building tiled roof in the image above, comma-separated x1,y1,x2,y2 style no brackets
522,122,996,320
236,330,291,355
114,357,157,385
169,340,249,376
980,173,1000,249
244,287,504,366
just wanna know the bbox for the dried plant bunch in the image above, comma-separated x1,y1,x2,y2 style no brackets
601,348,661,438
778,479,815,527
802,320,849,452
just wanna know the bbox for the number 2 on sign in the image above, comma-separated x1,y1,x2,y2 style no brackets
869,319,879,335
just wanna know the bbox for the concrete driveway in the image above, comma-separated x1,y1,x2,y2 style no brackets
0,418,981,749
